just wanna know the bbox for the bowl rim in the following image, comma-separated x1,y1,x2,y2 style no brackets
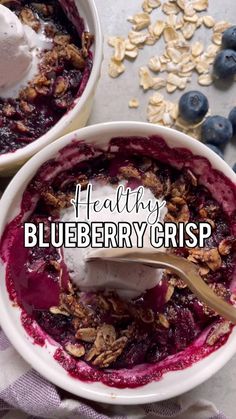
0,121,236,405
0,0,103,169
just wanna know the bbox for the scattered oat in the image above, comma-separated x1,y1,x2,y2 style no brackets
184,3,195,17
113,38,126,62
206,321,231,346
170,102,179,120
142,0,161,13
165,284,175,302
139,66,155,90
162,1,180,15
166,46,182,63
147,92,179,126
166,83,177,93
124,39,136,51
129,98,140,108
19,7,40,32
176,16,185,30
198,73,213,86
164,26,180,42
148,101,166,123
159,314,170,328
176,0,185,10
184,13,198,24
167,73,189,90
139,67,166,90
145,26,158,45
230,294,236,306
167,14,177,27
196,17,203,28
188,248,222,271
206,44,220,57
148,0,161,7
195,56,211,74
49,306,69,316
124,39,139,58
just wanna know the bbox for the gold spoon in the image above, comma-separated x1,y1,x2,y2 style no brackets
87,248,236,324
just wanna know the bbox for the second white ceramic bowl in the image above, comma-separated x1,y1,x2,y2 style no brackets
0,0,103,176
0,122,235,405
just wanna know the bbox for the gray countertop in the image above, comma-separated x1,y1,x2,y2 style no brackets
88,0,236,417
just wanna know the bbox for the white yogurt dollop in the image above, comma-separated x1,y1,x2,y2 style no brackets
61,183,167,299
0,4,52,98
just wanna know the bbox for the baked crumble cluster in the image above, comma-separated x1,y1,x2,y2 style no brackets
30,153,235,370
0,0,93,154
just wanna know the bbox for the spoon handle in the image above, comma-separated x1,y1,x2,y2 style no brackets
88,249,236,324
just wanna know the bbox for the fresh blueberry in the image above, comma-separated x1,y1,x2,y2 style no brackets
222,26,236,50
202,116,233,146
228,107,236,135
206,144,224,159
233,163,236,173
213,49,236,79
179,90,209,123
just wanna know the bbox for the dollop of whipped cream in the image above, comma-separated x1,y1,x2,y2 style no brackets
0,4,52,98
61,183,167,299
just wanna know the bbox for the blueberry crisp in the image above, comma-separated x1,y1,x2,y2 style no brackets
1,135,236,388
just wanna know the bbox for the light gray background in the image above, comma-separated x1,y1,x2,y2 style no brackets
89,1,236,417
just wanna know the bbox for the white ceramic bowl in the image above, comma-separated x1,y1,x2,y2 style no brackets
0,0,103,176
0,122,235,405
